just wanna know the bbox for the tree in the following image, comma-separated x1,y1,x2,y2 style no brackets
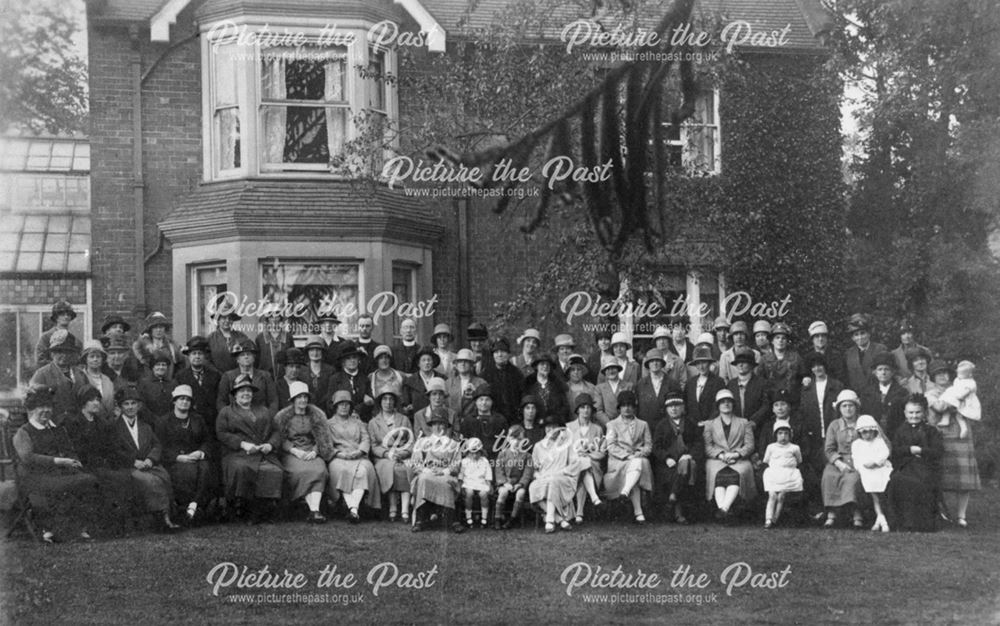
0,0,88,135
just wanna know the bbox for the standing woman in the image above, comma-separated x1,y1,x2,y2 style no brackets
524,354,571,426
820,390,865,528
402,347,442,419
703,389,757,521
513,328,542,377
368,384,414,522
566,394,605,524
326,390,380,523
928,364,980,527
369,345,406,400
431,324,457,377
276,347,308,408
136,312,183,380
155,385,216,523
74,340,115,417
274,381,333,524
565,354,599,412
255,311,294,377
215,374,283,522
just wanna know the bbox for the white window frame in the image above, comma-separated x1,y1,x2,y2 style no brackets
619,269,726,348
201,20,399,181
0,301,91,394
665,88,721,176
189,261,229,337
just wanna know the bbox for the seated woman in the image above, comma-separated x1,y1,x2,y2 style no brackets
215,374,283,523
107,387,180,531
326,390,380,523
530,414,588,533
12,385,101,543
154,385,216,524
410,409,465,533
368,384,414,522
566,393,605,524
886,394,944,532
820,390,866,528
703,389,757,521
274,381,334,524
603,390,654,524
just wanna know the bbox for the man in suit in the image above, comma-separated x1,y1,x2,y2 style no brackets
860,352,908,436
391,317,422,374
636,349,682,431
355,313,382,377
843,313,889,392
685,345,727,428
593,355,632,426
726,347,771,430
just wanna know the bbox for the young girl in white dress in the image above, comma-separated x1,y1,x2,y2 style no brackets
851,414,893,532
762,420,803,528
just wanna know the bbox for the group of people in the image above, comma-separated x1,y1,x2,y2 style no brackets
12,302,982,541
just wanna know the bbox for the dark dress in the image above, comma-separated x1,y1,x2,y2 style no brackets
155,412,216,507
138,375,175,418
481,362,526,424
523,376,571,424
106,416,174,513
887,421,943,532
216,404,283,500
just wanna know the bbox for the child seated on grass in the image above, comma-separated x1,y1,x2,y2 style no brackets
459,437,493,528
762,420,803,528
493,425,533,529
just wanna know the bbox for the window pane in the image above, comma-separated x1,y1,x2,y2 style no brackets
195,265,228,337
0,312,17,391
262,106,345,164
261,49,346,102
261,261,360,336
366,50,386,111
19,312,41,384
214,44,239,107
215,107,241,170
390,266,413,339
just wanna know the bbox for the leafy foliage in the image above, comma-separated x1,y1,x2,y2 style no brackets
0,0,87,135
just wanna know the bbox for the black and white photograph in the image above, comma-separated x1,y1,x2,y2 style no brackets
1,0,999,622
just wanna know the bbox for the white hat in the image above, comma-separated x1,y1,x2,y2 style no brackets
856,415,879,432
834,389,860,408
288,381,310,401
753,320,772,335
772,419,793,434
600,354,622,373
715,389,735,404
466,437,483,453
171,385,193,399
695,332,715,346
517,329,541,344
652,326,671,340
610,331,631,347
455,348,476,362
808,321,829,336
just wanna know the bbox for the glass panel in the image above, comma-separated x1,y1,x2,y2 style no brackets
261,48,346,102
390,266,413,340
50,142,74,170
214,44,239,107
73,144,91,171
215,107,241,170
26,142,51,169
66,251,89,272
19,312,41,383
195,265,228,337
366,49,386,111
262,106,345,164
0,312,17,391
40,251,65,272
261,261,360,336
19,233,44,251
0,252,15,271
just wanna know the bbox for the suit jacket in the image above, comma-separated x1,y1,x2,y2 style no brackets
860,381,909,435
605,417,652,459
636,374,681,430
652,415,689,466
726,374,771,428
175,366,222,430
108,416,163,467
391,342,422,374
684,373,727,425
206,329,250,374
798,376,844,450
703,416,755,459
843,342,889,392
215,404,281,457
593,380,633,425
217,369,279,413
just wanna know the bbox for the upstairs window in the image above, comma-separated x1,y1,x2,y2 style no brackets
666,89,721,175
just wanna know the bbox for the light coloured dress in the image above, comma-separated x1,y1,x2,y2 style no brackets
529,429,589,519
459,455,492,492
566,419,605,487
851,437,893,493
410,434,461,510
368,411,414,493
762,442,803,492
326,415,380,508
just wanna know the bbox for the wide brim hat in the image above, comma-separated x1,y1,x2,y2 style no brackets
76,385,103,407
144,312,172,332
651,326,671,341
454,348,477,363
695,332,715,346
424,378,448,396
80,340,107,359
316,312,342,324
871,352,896,370
517,328,541,344
808,321,829,337
568,353,587,369
713,316,730,329
50,300,77,321
731,348,756,366
610,331,631,348
643,349,666,368
904,346,932,364
329,389,354,410
100,314,131,334
230,375,259,395
600,355,623,373
181,335,211,355
855,414,880,432
303,335,326,352
472,383,492,400
804,352,828,371
25,385,56,411
530,353,557,368
431,323,453,340
687,345,715,365
553,333,575,349
927,360,952,377
489,337,511,353
847,313,871,333
171,385,194,400
48,330,80,353
715,389,735,405
114,386,142,404
280,347,307,366
335,342,365,363
770,322,792,338
769,388,792,406
288,381,311,402
415,346,441,368
834,389,861,408
230,340,258,356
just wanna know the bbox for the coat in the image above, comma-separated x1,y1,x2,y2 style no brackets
330,369,372,420
860,381,909,436
593,380,633,426
206,329,250,374
843,342,889,392
702,415,757,501
402,371,444,419
756,349,803,405
29,363,79,418
255,331,294,375
445,374,487,421
217,369,279,414
174,366,222,432
523,375,571,424
107,415,164,467
154,412,213,466
215,403,283,499
726,374,771,428
684,373,727,426
456,412,508,459
482,362,526,423
603,416,653,496
138,375,175,418
636,374,681,430
798,376,844,462
303,362,335,407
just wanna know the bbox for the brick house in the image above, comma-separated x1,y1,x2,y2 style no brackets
82,0,834,352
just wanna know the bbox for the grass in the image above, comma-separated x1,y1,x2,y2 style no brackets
3,490,1000,625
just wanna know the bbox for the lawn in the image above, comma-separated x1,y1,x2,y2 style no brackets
3,490,1000,625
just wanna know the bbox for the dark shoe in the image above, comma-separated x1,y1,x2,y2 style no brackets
348,510,360,525
308,511,327,524
450,522,466,534
493,518,503,530
501,517,515,530
411,522,424,533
